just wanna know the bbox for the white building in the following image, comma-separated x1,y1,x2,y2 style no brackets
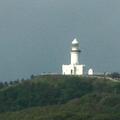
88,68,94,76
62,38,84,75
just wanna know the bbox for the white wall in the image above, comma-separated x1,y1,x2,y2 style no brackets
62,64,84,75
71,52,79,65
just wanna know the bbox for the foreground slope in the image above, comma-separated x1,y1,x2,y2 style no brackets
0,75,119,120
0,93,120,120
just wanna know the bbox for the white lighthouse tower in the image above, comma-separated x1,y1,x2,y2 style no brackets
62,38,84,75
71,38,81,65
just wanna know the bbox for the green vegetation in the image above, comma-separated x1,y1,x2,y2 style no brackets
109,72,120,79
0,75,119,120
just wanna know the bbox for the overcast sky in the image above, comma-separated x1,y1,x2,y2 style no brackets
0,0,120,81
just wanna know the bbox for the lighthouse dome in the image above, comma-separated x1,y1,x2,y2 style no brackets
71,38,81,52
72,38,79,45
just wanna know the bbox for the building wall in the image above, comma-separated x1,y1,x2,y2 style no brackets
71,52,79,65
88,69,94,75
62,64,84,75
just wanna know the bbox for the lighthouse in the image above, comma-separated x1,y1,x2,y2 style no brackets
71,38,81,65
62,38,84,75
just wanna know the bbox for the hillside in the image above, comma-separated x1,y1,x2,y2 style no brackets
0,75,120,120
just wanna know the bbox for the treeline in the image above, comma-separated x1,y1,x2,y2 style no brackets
108,72,120,79
0,74,36,90
0,80,21,89
1,72,120,90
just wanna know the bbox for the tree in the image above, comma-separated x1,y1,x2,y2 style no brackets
4,81,8,87
0,82,4,89
30,74,35,79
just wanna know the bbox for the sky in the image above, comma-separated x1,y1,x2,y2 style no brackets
0,0,120,81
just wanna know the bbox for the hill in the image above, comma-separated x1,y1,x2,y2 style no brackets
0,75,119,120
